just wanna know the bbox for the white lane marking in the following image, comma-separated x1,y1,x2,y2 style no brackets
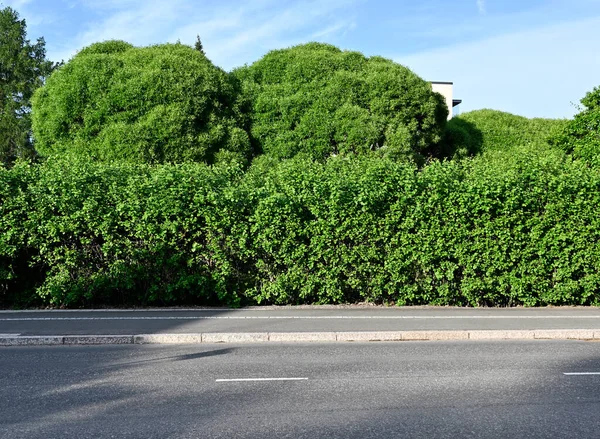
2,316,600,321
216,378,308,382
0,333,20,336
563,372,600,376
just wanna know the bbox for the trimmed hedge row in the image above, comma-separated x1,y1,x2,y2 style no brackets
2,149,600,307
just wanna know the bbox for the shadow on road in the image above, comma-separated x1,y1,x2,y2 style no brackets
94,347,236,371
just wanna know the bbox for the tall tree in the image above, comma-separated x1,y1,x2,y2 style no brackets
0,6,56,165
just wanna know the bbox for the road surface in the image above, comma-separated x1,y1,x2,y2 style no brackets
1,340,600,438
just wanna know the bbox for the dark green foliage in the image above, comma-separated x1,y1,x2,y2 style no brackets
0,161,43,307
2,151,600,307
31,42,251,165
550,87,600,167
444,109,567,158
233,42,448,162
436,117,484,159
0,7,56,166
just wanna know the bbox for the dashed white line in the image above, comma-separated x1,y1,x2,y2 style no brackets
563,372,600,376
216,377,308,382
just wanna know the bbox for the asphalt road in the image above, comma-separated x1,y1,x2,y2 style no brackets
2,341,600,438
3,307,600,335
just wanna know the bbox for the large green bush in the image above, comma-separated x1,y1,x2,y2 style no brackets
443,109,567,158
550,87,600,167
3,150,600,308
31,41,251,164
233,43,447,162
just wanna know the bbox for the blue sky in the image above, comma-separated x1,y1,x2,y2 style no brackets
3,0,600,118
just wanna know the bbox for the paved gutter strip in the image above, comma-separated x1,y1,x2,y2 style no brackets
2,330,600,346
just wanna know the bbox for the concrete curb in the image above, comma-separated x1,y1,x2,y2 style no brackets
2,330,600,346
0,336,63,346
63,335,134,345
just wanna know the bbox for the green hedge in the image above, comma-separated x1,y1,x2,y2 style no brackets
0,157,247,307
241,150,600,306
2,150,600,307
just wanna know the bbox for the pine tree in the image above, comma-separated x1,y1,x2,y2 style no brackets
0,6,56,165
194,35,205,55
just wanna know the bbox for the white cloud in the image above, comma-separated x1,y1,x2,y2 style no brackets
47,0,358,69
477,0,486,15
169,0,358,69
310,20,357,40
395,16,600,119
49,0,188,62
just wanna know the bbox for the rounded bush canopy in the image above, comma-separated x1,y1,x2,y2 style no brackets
76,40,134,56
233,42,448,162
32,41,251,164
442,109,567,159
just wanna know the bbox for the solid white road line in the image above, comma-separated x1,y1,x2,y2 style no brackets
563,372,600,376
2,316,600,321
216,378,308,382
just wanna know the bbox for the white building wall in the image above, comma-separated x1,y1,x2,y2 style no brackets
431,82,454,120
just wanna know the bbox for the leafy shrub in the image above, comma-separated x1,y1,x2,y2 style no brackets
550,87,600,167
0,157,250,307
0,161,42,307
31,41,251,165
3,151,600,307
237,152,600,306
233,42,448,162
444,109,567,158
